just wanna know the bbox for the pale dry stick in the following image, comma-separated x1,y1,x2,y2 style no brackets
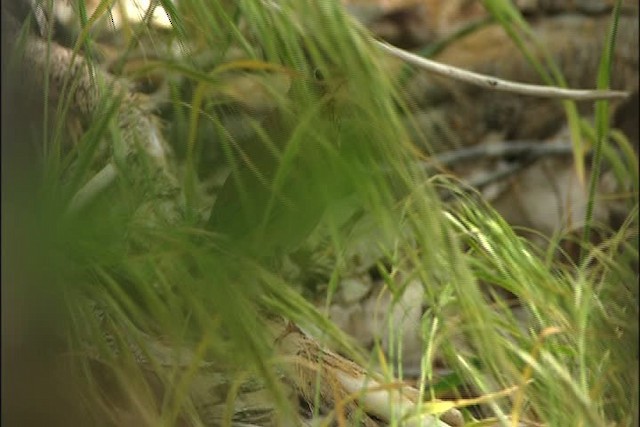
376,40,629,101
67,163,118,213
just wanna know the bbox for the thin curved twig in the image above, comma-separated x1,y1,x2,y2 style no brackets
376,41,629,101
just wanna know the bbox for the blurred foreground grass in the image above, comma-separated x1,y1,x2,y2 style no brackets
1,0,637,425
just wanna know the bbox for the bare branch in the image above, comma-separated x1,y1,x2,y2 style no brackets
426,140,574,169
376,41,629,101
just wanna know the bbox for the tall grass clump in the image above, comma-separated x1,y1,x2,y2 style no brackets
2,0,637,425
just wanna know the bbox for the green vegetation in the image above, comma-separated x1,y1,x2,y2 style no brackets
3,0,636,425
